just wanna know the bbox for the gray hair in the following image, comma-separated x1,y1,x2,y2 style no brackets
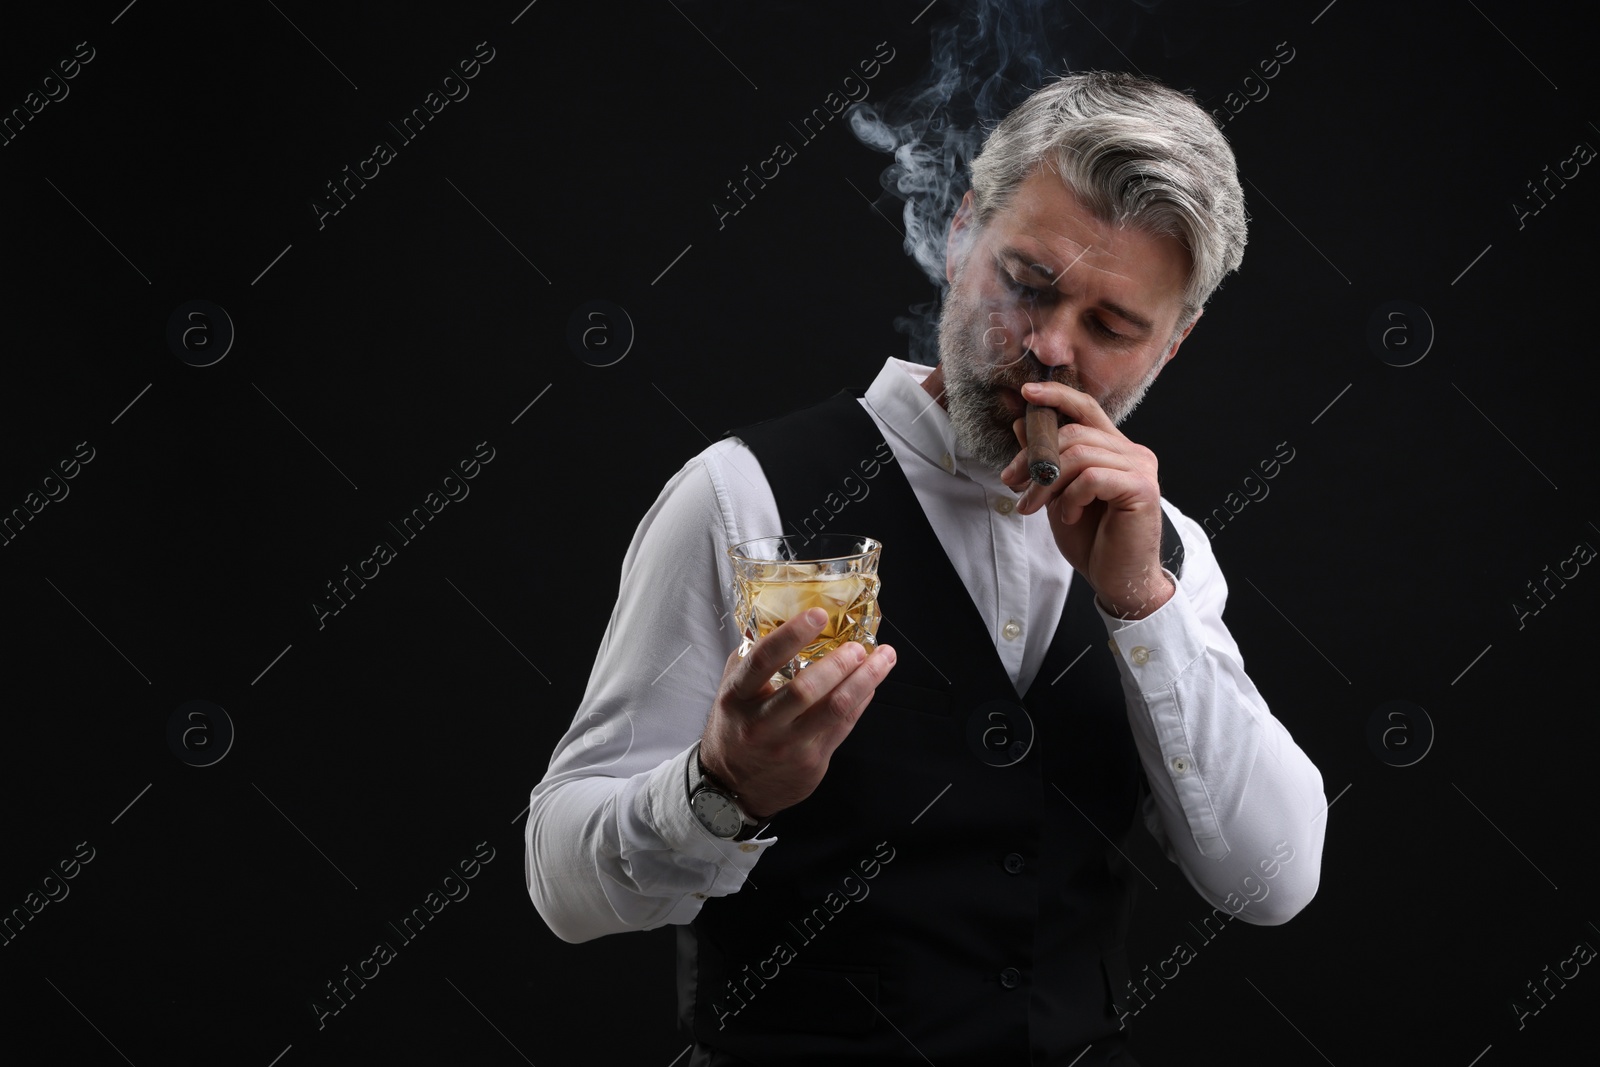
966,71,1248,325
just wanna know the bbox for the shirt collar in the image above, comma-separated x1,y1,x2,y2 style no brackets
863,357,996,482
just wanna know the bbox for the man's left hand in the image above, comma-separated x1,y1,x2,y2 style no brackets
999,379,1174,620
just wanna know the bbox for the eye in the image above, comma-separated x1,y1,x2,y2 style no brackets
1091,318,1128,342
1003,273,1047,302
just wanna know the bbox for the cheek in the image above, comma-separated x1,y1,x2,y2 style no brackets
1068,354,1109,394
972,296,1032,368
1077,359,1137,408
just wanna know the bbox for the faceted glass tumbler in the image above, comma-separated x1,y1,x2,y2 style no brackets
727,534,883,687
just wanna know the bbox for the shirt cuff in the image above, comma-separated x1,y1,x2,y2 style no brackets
1095,569,1201,682
641,744,776,887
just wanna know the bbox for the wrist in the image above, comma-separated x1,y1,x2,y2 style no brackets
1096,570,1176,620
697,751,771,823
687,742,767,839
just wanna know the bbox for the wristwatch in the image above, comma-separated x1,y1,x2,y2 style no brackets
687,742,764,841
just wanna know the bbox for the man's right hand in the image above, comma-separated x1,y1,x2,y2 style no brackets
698,607,897,822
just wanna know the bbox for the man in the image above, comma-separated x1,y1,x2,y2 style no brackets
526,72,1326,1065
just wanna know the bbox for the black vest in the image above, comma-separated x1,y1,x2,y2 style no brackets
680,388,1183,1066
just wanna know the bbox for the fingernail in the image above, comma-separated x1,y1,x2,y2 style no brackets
806,607,826,626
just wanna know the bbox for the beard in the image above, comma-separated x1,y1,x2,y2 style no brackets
933,280,1167,474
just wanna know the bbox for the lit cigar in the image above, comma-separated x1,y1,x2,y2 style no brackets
1024,373,1061,486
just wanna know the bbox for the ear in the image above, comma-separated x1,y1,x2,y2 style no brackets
1156,311,1201,376
945,190,976,286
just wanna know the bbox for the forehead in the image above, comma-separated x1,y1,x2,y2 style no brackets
984,166,1190,304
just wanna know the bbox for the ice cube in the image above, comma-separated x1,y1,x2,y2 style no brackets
753,581,813,625
817,574,866,606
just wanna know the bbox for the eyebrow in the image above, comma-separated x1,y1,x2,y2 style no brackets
997,248,1156,333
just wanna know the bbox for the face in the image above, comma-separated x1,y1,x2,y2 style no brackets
935,165,1197,473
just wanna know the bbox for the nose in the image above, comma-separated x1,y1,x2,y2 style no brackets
1020,306,1074,370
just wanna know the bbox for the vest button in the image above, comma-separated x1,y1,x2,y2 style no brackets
1003,852,1025,874
998,966,1021,989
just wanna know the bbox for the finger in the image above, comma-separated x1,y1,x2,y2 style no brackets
1048,466,1153,525
1017,437,1147,513
1052,421,1131,452
1050,443,1138,488
729,607,829,702
1020,380,1117,434
768,635,873,725
1003,416,1122,488
790,642,897,746
1016,445,1097,513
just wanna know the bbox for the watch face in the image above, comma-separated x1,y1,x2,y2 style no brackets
693,792,744,838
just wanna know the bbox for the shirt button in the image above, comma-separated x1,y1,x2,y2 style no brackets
1171,756,1190,775
995,497,1015,514
1003,852,1025,874
1002,620,1022,641
999,967,1021,989
693,892,708,899
941,452,956,473
1130,645,1150,666
1107,637,1120,656
738,842,759,853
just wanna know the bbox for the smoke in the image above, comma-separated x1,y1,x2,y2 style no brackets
847,0,1166,363
846,0,1057,363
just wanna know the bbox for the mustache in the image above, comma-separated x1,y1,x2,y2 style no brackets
983,351,1075,392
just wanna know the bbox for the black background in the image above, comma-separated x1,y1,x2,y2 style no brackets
1,1,1595,1063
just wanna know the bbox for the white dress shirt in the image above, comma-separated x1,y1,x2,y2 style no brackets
526,357,1326,944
